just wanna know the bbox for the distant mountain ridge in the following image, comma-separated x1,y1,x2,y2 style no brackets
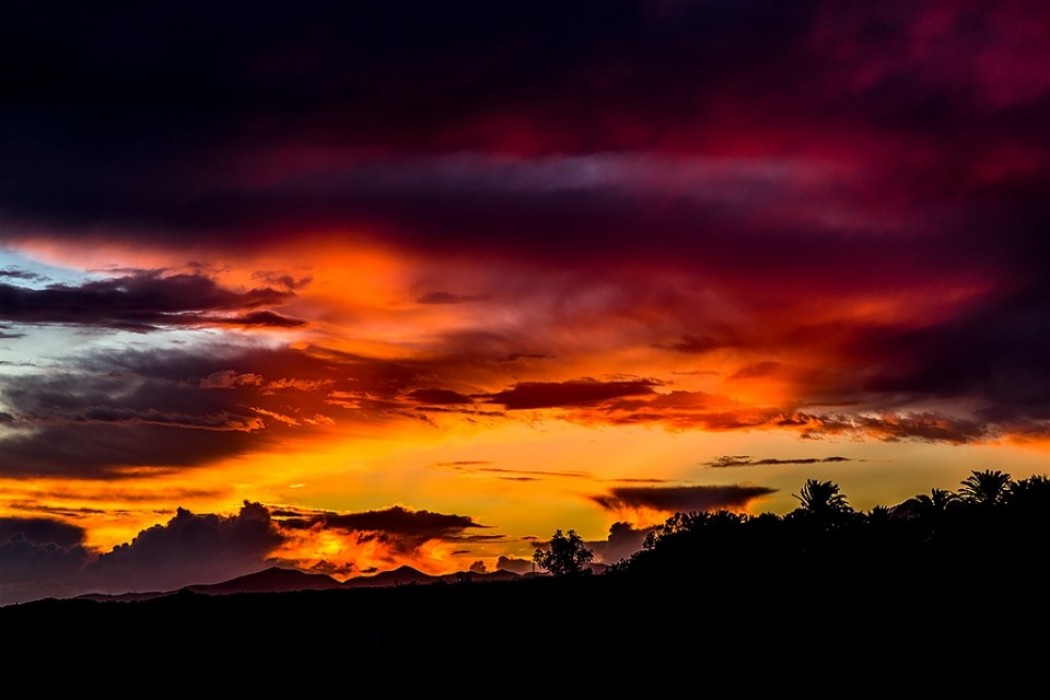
188,566,344,594
76,565,525,601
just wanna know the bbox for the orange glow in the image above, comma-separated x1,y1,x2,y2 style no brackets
2,238,1047,587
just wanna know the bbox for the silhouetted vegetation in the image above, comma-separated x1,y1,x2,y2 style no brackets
533,529,594,576
4,470,1049,665
616,469,1050,584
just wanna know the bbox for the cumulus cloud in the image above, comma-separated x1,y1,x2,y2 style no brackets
0,517,91,584
0,500,501,602
86,501,283,592
588,522,654,565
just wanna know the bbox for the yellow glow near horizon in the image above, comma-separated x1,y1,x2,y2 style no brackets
1,240,1048,580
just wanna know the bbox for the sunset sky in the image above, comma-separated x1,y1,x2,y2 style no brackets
3,1,1050,603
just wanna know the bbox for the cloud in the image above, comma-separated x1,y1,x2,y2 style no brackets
588,522,654,565
251,271,312,290
499,353,553,362
269,503,496,577
405,388,476,405
0,517,88,548
483,378,659,410
774,411,995,444
416,291,490,305
0,517,91,586
730,362,783,380
199,370,266,389
0,271,301,331
439,462,591,480
594,485,777,514
1,499,503,601
704,455,852,468
276,505,485,548
1,1,1049,452
0,344,473,477
0,364,273,476
87,501,283,592
657,335,732,355
0,268,46,282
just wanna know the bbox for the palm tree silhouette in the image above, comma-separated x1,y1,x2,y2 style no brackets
1006,474,1050,507
959,470,1012,506
912,488,959,516
793,479,851,518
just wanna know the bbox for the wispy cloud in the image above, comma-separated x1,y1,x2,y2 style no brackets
704,455,852,468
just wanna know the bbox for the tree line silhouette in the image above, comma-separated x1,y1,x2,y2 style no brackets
533,470,1050,581
7,468,1047,661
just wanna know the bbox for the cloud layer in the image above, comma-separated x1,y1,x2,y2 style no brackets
0,500,503,603
0,271,302,331
3,1,1050,600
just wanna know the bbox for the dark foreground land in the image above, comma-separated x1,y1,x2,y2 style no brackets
4,551,1046,671
5,473,1049,673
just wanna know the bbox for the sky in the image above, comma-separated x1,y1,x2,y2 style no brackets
2,1,1050,603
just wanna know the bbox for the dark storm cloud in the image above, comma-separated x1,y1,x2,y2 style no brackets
0,517,90,584
705,456,852,468
841,286,1050,437
0,272,301,331
0,516,86,548
86,501,283,592
4,1,1045,282
0,1,1047,445
0,344,458,477
594,485,777,514
0,363,269,477
483,379,658,410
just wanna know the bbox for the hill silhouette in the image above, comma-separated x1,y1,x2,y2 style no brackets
188,566,343,594
4,470,1049,670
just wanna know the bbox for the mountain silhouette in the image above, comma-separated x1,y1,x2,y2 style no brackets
187,566,343,594
344,565,434,587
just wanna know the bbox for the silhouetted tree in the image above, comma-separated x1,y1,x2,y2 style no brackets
912,488,959,516
793,479,852,519
533,529,594,576
960,470,1012,506
1006,475,1050,508
867,505,892,524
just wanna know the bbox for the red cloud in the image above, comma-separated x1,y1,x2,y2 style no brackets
483,379,659,410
